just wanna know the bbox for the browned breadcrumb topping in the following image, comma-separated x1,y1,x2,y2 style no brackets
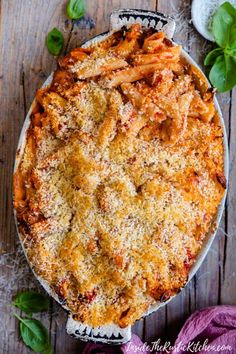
13,26,225,328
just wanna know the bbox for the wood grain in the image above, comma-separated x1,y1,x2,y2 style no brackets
221,88,236,304
0,0,235,353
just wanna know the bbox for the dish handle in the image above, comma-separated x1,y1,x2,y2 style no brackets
66,314,131,344
110,9,176,38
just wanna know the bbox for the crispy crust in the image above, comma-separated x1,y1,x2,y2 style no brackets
13,26,225,328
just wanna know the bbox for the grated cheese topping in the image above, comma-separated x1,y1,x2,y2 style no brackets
13,26,225,328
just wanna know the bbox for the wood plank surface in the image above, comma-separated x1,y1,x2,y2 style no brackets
0,0,235,353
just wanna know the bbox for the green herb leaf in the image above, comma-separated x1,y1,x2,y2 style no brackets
66,0,85,20
42,343,53,354
14,313,52,353
204,2,236,92
204,47,223,66
228,23,236,49
212,1,236,48
209,54,236,92
13,291,49,314
46,28,64,56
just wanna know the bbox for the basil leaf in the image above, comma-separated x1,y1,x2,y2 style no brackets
42,343,53,354
228,23,236,49
66,0,85,20
209,54,236,92
204,47,223,66
212,2,236,48
13,291,49,314
46,28,64,56
227,47,236,55
14,313,51,353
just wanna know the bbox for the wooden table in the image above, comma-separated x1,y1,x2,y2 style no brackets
0,1,235,352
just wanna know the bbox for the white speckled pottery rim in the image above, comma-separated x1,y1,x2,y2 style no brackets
191,0,236,41
13,9,229,345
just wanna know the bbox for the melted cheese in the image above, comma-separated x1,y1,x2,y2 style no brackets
14,28,225,328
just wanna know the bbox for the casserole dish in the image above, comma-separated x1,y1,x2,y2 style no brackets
13,9,228,344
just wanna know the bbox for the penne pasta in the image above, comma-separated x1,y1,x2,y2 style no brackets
125,113,148,137
101,62,180,88
73,56,128,79
143,31,165,53
189,91,208,116
110,24,142,58
126,24,142,40
132,46,181,65
97,91,122,149
121,82,145,109
168,75,192,99
201,100,216,123
93,30,123,50
51,70,74,94
159,92,193,145
14,24,225,331
121,82,165,123
147,69,174,95
59,48,90,69
178,92,193,117
138,121,160,141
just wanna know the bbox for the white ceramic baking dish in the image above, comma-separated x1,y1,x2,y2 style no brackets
14,9,229,345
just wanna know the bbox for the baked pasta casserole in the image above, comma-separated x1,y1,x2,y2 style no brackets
14,25,226,328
